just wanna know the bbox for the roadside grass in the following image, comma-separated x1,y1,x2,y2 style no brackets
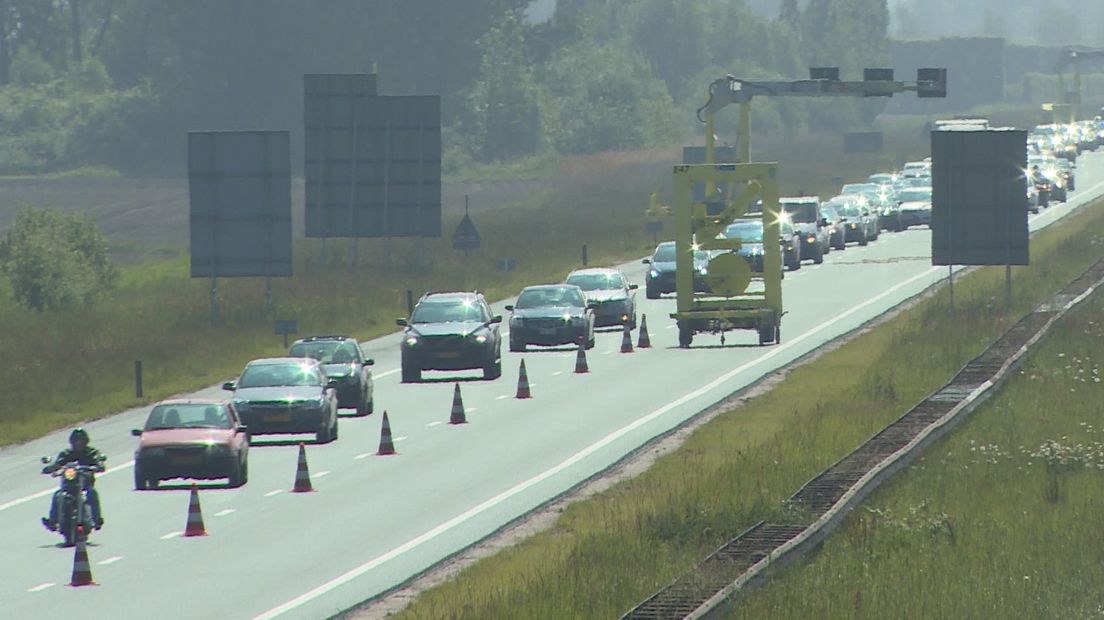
736,274,1104,619
388,201,1104,619
0,130,925,446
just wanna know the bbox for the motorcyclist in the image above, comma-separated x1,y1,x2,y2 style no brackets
41,428,106,532
1030,164,1047,186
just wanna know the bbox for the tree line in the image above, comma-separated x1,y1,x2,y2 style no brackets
0,0,890,176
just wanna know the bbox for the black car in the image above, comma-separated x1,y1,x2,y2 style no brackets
721,218,788,277
223,358,339,443
779,217,802,271
820,202,848,251
780,197,828,263
397,292,503,383
506,284,596,351
288,336,375,416
643,241,710,299
565,267,638,329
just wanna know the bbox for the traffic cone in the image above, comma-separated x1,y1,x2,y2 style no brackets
574,340,589,374
449,383,467,425
620,324,634,353
292,443,314,492
637,314,652,349
69,535,96,587
183,483,206,537
377,411,397,456
516,359,532,399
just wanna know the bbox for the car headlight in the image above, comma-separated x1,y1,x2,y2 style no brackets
807,234,816,242
404,335,419,347
698,266,708,276
648,269,659,278
882,208,892,216
471,332,488,344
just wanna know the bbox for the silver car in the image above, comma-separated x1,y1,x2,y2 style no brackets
222,358,339,444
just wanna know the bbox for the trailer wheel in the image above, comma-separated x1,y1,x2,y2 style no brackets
677,322,693,348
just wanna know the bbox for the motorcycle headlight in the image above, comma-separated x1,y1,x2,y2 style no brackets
63,467,77,481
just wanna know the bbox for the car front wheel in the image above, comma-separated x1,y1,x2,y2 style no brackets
401,360,421,383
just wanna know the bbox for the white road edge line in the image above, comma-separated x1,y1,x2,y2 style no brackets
375,368,400,379
214,509,236,517
27,582,55,592
97,556,123,565
253,265,943,620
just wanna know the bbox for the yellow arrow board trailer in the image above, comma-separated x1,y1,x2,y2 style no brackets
670,162,782,347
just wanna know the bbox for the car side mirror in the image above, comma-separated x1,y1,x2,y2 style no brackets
820,218,829,227
395,318,408,327
364,358,375,366
504,304,514,311
222,381,236,391
131,429,142,437
326,379,339,389
628,284,639,290
237,425,249,435
40,456,50,464
490,315,503,324
642,258,651,265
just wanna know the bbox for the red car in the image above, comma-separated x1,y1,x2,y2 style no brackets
132,399,250,489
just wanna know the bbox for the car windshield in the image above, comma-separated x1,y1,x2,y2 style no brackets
288,341,359,364
411,300,485,323
566,272,624,291
841,183,876,195
238,362,321,388
782,202,818,223
146,404,231,430
515,286,585,309
821,204,840,220
837,204,861,217
653,244,707,262
724,221,764,242
897,188,932,202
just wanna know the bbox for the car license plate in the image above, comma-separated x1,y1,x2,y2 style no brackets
435,351,461,358
171,454,202,465
265,413,292,423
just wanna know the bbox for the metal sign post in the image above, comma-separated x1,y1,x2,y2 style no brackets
274,319,298,349
497,257,516,288
451,195,481,286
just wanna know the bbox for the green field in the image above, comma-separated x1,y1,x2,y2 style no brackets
388,199,1104,619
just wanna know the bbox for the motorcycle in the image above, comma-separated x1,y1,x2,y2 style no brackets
41,457,101,546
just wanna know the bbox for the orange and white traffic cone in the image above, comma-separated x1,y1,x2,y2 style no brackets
377,411,397,456
620,323,634,353
69,535,96,587
574,340,589,374
449,383,467,425
516,359,532,399
292,443,314,492
183,483,207,537
637,314,651,349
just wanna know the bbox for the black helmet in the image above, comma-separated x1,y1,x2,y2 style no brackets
69,428,90,447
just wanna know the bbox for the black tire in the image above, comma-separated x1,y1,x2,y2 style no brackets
586,331,596,349
813,245,824,264
483,355,502,380
758,322,775,346
134,466,148,491
332,415,339,440
628,314,638,331
228,458,246,488
775,324,782,344
645,284,660,300
366,397,374,415
677,322,693,348
355,391,368,417
316,414,335,444
859,231,868,246
835,235,846,251
400,360,421,383
509,337,526,353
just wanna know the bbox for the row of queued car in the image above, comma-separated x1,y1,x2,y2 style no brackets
131,335,376,489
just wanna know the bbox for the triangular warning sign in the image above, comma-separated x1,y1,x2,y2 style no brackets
451,212,481,251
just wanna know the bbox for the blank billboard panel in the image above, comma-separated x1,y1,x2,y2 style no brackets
189,131,293,278
304,77,441,238
931,129,1028,266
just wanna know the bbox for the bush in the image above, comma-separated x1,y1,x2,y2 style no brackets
0,206,118,311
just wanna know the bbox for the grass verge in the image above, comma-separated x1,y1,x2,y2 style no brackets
386,199,1104,619
734,259,1104,616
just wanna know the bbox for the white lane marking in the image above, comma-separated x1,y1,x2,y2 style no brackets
27,583,55,592
0,460,135,514
310,471,330,479
97,556,123,566
552,371,564,376
427,421,444,427
264,489,284,497
375,368,400,379
496,395,509,400
214,509,236,517
466,408,477,413
160,531,183,540
394,436,408,443
353,453,370,460
253,266,944,620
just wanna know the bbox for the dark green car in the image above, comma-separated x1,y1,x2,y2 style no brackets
397,292,502,383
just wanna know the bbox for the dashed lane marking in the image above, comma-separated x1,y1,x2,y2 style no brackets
353,453,370,460
310,471,330,479
27,583,55,592
160,531,183,540
214,509,236,517
264,490,284,497
97,556,123,566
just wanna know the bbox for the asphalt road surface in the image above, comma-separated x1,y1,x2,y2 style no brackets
1,152,1102,619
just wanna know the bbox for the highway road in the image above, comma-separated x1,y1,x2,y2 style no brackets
1,152,1102,619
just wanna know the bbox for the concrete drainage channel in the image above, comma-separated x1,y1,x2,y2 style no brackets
622,256,1104,620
